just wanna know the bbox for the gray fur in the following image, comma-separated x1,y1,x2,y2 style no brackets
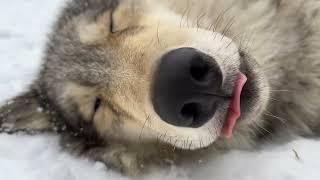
1,0,320,176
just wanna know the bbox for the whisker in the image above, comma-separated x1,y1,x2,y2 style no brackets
221,16,236,40
244,29,256,51
222,49,241,64
270,90,293,92
264,111,287,124
208,18,217,32
254,122,272,135
226,30,249,50
196,12,206,31
156,21,162,47
179,0,190,28
214,6,233,31
225,40,234,49
186,4,192,28
251,122,274,143
252,122,268,135
239,31,254,52
269,97,281,102
139,114,150,141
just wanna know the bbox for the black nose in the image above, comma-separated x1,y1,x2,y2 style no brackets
152,47,224,128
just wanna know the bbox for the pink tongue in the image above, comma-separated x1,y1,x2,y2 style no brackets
221,73,247,139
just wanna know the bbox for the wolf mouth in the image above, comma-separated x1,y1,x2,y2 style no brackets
237,51,263,123
222,72,247,138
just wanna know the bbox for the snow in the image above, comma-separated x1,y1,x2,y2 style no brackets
0,0,320,180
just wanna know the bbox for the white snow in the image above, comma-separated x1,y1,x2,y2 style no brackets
0,1,320,180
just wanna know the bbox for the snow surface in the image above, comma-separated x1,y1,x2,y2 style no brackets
0,0,320,179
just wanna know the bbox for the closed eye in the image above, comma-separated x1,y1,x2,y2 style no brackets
94,98,102,113
110,10,115,33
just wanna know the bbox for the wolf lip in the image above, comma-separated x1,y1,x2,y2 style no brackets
221,73,247,138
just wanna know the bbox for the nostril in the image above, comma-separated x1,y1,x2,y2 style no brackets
153,47,224,128
190,58,211,82
180,103,201,125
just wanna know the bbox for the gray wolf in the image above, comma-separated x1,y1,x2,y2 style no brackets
1,0,320,176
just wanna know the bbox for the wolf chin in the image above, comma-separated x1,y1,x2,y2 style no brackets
1,0,320,176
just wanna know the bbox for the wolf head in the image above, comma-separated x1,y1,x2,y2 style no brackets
2,0,270,150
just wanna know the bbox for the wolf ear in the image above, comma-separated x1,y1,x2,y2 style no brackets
0,89,53,134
